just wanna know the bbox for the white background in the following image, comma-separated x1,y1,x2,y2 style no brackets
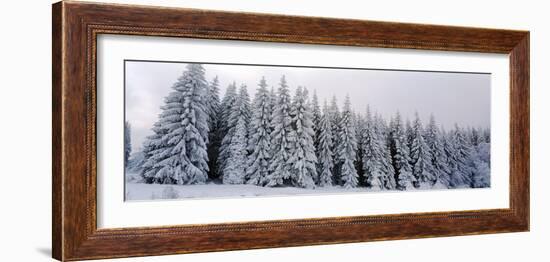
0,0,546,261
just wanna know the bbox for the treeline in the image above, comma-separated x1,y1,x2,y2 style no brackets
130,64,490,190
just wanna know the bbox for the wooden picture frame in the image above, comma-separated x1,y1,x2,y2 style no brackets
52,1,529,261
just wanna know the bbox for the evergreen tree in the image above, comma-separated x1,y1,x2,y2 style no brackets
362,107,390,189
264,76,294,187
223,122,247,184
470,141,490,188
336,95,359,188
451,125,474,187
269,86,277,133
441,128,457,187
389,112,415,190
223,85,251,184
288,87,317,188
218,82,238,174
140,121,168,183
424,115,451,187
469,127,482,147
374,114,397,189
124,121,132,167
442,127,469,188
405,118,414,153
317,100,334,187
206,76,222,179
362,107,380,188
152,64,210,184
329,96,342,180
354,111,366,185
246,77,272,185
478,133,491,166
145,74,189,184
409,113,437,188
311,90,322,150
205,76,221,129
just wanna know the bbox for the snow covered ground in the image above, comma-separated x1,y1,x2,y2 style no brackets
126,182,377,201
124,172,452,201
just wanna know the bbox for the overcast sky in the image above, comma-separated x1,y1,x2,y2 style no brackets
125,60,490,152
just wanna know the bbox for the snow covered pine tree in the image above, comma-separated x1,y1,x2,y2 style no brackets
409,112,437,188
336,95,359,188
374,113,397,189
316,100,334,187
205,76,222,179
140,122,167,183
389,112,416,190
287,87,317,188
264,76,294,187
311,90,322,163
354,112,367,184
141,64,210,185
222,85,251,184
362,107,395,190
449,125,474,187
246,77,272,185
217,82,238,175
329,96,342,180
424,115,451,187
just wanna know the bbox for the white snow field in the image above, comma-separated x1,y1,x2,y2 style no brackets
126,182,367,201
124,173,450,201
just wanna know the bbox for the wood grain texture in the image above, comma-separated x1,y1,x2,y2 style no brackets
52,1,530,261
52,2,63,260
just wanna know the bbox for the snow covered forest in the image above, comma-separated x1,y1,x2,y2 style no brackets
125,63,490,200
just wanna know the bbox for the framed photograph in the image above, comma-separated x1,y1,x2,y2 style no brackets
52,1,529,261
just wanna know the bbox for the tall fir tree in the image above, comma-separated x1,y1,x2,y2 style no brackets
246,77,273,185
143,70,185,184
287,87,317,188
389,112,415,190
405,118,414,153
311,90,322,152
442,127,469,188
151,64,210,184
354,111,366,185
124,121,132,167
470,140,490,188
336,95,359,188
269,86,277,133
329,96,342,180
264,76,294,187
222,85,251,184
409,112,437,188
206,76,222,179
423,115,450,187
451,125,474,187
374,114,397,189
140,121,168,183
317,100,334,187
223,119,248,184
205,76,220,128
362,107,392,189
441,128,457,187
217,82,238,174
361,107,380,188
